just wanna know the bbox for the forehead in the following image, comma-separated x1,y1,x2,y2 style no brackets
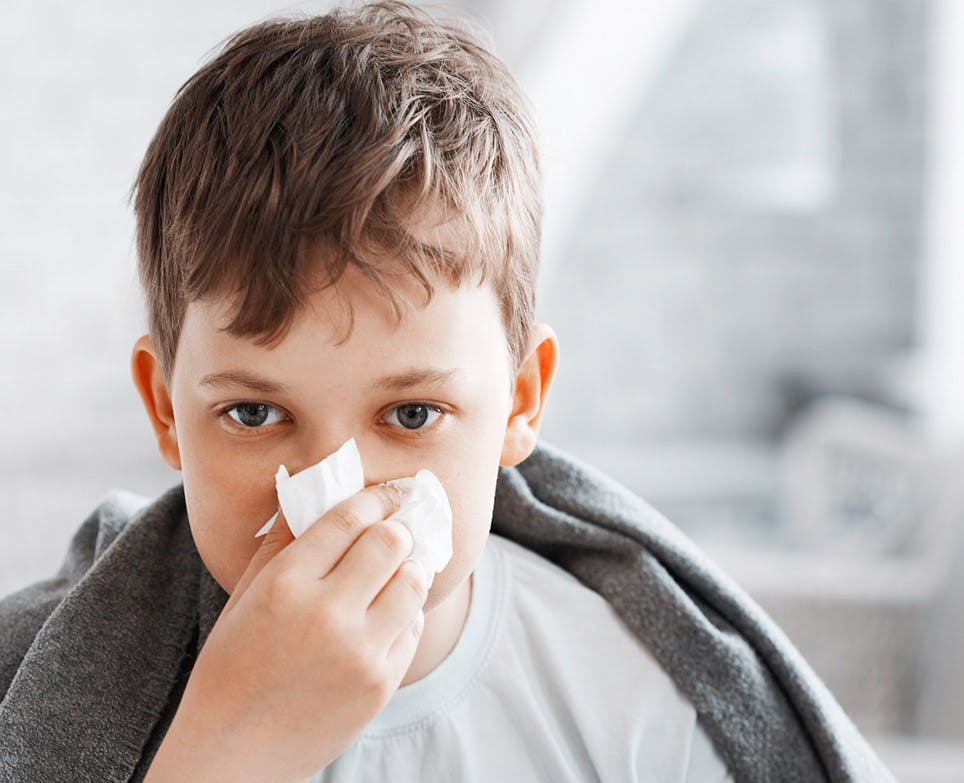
176,266,508,385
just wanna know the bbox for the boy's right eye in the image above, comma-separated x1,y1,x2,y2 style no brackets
224,402,286,429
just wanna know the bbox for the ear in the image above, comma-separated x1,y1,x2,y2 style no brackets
500,323,559,467
131,335,182,471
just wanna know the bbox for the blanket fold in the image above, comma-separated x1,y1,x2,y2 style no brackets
492,442,893,782
0,443,894,782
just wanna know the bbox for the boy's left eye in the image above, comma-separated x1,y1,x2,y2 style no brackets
384,403,443,431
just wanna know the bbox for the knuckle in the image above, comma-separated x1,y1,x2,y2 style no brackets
371,520,411,554
328,506,365,539
360,676,392,707
343,644,372,675
372,677,395,704
399,562,429,604
262,568,304,611
316,601,352,638
409,610,425,640
348,645,387,691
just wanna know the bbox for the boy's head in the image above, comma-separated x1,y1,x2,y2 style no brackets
133,0,541,381
130,1,558,609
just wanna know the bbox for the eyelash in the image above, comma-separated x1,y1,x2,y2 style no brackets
382,402,444,434
217,401,446,435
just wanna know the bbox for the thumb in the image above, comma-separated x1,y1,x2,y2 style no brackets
225,510,296,612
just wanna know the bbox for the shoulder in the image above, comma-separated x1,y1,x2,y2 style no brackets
491,531,639,640
479,535,732,781
0,488,175,698
489,535,734,781
491,530,683,689
491,532,641,633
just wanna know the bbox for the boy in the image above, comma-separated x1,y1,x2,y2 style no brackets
0,3,894,781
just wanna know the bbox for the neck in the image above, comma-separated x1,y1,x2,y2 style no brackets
400,573,473,686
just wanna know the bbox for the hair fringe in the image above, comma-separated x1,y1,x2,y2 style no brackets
133,1,541,378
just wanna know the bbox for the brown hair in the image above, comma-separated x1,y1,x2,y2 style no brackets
133,0,541,379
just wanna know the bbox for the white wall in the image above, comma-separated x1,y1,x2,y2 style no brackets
0,0,690,594
0,0,341,594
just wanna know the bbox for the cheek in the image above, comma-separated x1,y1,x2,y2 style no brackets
424,419,506,608
445,465,499,576
178,417,280,593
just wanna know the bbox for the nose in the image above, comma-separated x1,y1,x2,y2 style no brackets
353,435,412,487
288,429,398,487
286,428,358,478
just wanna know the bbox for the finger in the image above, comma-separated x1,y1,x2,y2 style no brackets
385,607,425,681
294,482,403,579
225,508,296,612
366,558,429,643
325,519,415,607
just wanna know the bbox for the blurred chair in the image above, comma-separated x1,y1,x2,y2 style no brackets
781,397,958,559
775,396,964,736
708,396,964,742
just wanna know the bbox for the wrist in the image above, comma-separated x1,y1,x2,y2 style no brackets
145,701,310,783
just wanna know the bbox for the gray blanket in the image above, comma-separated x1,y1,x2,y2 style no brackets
0,442,894,782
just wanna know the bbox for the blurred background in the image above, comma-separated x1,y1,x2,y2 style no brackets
1,0,962,778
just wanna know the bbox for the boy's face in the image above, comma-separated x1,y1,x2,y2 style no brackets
136,262,554,613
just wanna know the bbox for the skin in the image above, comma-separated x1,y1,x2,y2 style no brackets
131,262,558,781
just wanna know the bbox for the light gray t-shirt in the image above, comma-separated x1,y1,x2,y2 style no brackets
310,533,732,782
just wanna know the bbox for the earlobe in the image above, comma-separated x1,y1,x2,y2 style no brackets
500,323,559,468
130,335,182,471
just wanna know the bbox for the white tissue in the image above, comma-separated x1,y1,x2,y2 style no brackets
385,470,454,582
254,438,453,581
257,438,365,538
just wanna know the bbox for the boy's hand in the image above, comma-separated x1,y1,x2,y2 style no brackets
145,483,429,783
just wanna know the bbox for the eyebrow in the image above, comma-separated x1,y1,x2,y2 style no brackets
198,367,460,395
371,367,460,392
199,370,290,395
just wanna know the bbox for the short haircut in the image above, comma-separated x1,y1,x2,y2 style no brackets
133,0,542,379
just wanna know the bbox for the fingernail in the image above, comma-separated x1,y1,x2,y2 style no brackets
380,481,404,505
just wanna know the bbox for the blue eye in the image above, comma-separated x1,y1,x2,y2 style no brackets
225,402,286,429
385,403,442,431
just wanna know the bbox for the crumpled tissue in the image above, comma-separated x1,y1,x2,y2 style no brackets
255,438,453,582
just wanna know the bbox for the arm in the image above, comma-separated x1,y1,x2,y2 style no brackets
144,483,428,783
